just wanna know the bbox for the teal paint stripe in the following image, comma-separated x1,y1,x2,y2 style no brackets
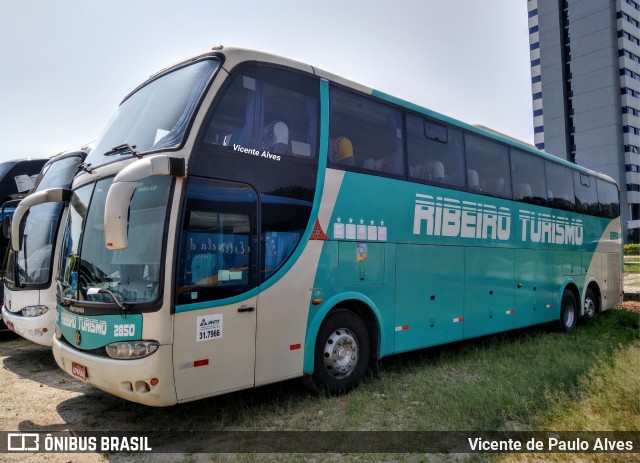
372,89,604,177
176,80,330,313
176,290,260,312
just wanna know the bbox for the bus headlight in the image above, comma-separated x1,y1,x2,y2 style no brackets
106,341,160,360
21,305,49,317
55,324,63,340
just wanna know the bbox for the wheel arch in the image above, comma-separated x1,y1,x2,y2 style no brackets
303,292,384,375
582,278,602,316
558,279,580,315
555,279,581,332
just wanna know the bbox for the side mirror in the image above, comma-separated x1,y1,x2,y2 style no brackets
11,188,72,251
104,156,185,250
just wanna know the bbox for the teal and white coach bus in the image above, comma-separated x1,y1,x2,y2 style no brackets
51,46,622,406
2,151,86,345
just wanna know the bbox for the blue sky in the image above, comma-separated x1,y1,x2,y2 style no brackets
0,0,533,163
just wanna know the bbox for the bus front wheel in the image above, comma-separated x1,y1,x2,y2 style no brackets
558,289,578,332
303,309,370,395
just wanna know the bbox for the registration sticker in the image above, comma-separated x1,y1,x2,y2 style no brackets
196,314,223,342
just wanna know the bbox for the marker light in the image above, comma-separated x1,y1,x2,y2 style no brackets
106,341,160,360
21,305,49,317
55,325,63,339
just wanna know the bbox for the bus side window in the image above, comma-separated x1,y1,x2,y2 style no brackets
597,178,620,218
201,66,318,159
328,87,405,176
511,148,547,205
406,114,465,188
464,133,511,198
573,171,599,215
176,178,257,304
545,161,575,211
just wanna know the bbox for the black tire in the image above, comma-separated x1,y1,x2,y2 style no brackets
558,289,578,332
303,309,370,395
583,287,599,319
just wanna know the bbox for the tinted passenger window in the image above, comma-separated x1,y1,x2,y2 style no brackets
573,172,599,215
464,134,511,198
545,162,575,211
511,149,547,205
262,196,312,280
202,66,318,158
406,115,465,188
597,178,620,218
177,178,257,304
329,87,404,175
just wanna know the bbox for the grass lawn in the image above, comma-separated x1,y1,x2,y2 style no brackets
110,306,639,462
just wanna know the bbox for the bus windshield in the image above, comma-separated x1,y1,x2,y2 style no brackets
5,154,84,288
58,176,172,306
0,161,16,180
86,58,219,169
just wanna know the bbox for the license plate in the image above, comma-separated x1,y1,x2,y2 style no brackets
6,320,14,332
71,362,87,381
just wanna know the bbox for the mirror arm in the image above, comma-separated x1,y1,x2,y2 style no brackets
10,188,72,251
104,156,185,250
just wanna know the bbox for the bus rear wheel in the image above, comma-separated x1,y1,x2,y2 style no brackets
583,287,599,319
558,289,578,332
303,309,370,395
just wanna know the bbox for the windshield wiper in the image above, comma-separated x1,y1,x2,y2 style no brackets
103,143,140,158
87,287,130,318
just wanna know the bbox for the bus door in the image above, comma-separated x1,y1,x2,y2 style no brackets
172,178,258,401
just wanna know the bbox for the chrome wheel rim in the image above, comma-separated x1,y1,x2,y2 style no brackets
323,328,359,379
563,302,575,327
584,297,596,318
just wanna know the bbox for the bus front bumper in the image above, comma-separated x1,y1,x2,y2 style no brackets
52,337,177,407
1,306,55,346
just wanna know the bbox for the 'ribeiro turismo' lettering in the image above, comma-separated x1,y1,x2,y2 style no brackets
413,194,511,240
519,210,583,245
412,194,584,246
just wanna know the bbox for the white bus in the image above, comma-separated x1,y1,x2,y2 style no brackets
2,152,86,345
51,47,621,406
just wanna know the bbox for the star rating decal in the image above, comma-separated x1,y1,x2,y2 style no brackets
331,214,388,241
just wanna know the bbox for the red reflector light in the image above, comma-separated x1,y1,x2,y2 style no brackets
289,344,301,350
194,359,209,367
